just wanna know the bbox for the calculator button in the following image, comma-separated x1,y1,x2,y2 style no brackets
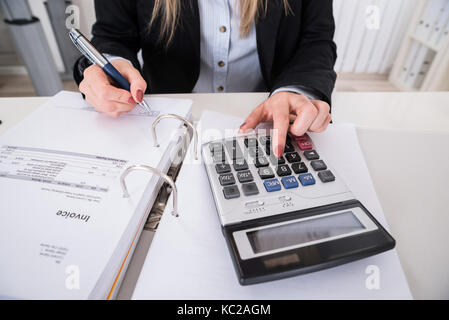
285,152,301,163
281,176,299,189
283,140,295,153
318,170,335,183
298,173,316,186
223,185,240,199
212,152,226,163
264,178,282,192
219,173,235,186
248,147,264,158
226,139,244,160
310,160,327,171
215,163,231,174
242,182,259,196
303,150,319,160
245,200,265,208
233,159,248,171
296,139,312,150
293,134,309,142
269,155,286,165
259,136,271,145
244,138,258,148
291,162,308,174
255,156,269,167
276,164,292,177
258,167,275,179
209,142,224,155
237,170,254,183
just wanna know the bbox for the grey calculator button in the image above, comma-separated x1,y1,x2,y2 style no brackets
226,139,243,160
311,160,327,171
242,182,259,196
209,142,224,155
245,200,264,208
258,167,275,179
233,159,248,171
215,163,231,174
248,147,264,158
212,152,226,163
276,164,292,177
318,170,335,183
291,162,308,174
223,185,240,199
304,150,319,160
255,156,269,167
244,138,258,148
237,170,254,183
219,173,235,186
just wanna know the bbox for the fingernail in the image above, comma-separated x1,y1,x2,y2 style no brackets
128,97,136,104
277,145,284,157
136,90,143,103
239,122,246,129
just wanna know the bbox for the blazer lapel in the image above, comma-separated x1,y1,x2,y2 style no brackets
256,0,283,87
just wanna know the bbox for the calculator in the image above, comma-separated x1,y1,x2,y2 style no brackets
202,132,395,285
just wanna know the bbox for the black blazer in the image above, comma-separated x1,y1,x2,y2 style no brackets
74,0,337,104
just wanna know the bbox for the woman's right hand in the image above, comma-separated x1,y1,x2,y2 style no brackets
79,59,147,117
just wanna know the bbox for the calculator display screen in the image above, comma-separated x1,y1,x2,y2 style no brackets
247,211,365,254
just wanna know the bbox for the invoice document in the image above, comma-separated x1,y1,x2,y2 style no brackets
132,110,412,299
0,91,192,299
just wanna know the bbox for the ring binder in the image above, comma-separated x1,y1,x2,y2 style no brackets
152,114,199,160
120,165,179,217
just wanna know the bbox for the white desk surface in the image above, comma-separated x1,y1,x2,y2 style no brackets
1,91,448,299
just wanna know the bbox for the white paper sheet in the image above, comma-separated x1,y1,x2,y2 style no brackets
0,91,192,299
132,110,412,300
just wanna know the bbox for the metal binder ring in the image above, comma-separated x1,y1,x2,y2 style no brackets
120,165,179,217
152,114,198,160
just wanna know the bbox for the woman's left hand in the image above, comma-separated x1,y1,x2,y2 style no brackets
239,91,331,158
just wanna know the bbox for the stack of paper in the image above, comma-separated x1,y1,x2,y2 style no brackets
132,110,412,299
0,91,192,299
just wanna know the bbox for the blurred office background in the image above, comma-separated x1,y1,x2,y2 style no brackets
0,0,448,97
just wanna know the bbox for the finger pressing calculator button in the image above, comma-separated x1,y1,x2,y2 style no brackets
258,167,275,179
255,156,269,167
242,182,259,196
310,160,327,171
303,150,319,160
269,155,285,165
276,164,292,176
219,173,235,186
285,152,301,163
298,173,316,186
291,162,308,174
233,159,248,171
281,176,299,189
264,178,282,192
318,170,335,183
215,163,231,174
223,185,240,199
237,170,254,183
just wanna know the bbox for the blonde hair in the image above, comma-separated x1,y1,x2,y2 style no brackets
150,0,291,44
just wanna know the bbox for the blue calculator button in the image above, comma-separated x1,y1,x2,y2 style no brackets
281,176,299,189
264,178,282,192
298,173,316,186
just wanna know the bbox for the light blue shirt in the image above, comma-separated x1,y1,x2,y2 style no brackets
108,0,317,98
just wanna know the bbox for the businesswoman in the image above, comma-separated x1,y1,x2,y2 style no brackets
74,0,337,157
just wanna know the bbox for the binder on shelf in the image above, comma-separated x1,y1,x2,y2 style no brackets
429,0,449,46
405,44,433,89
0,91,194,299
